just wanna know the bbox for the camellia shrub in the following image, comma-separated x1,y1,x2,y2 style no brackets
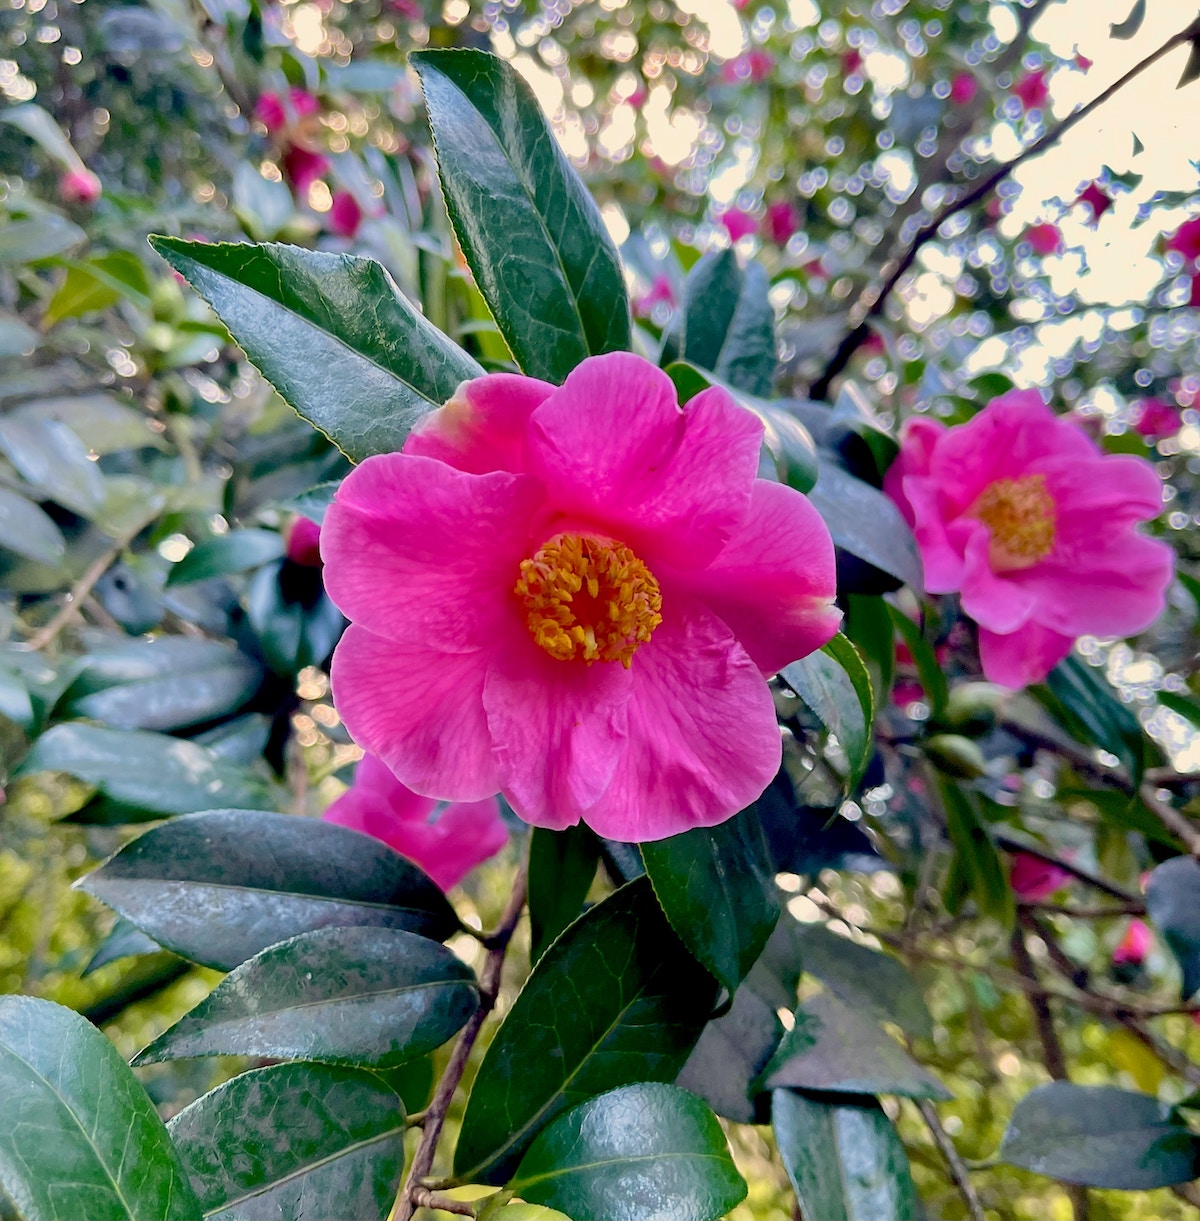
6,1,1200,1220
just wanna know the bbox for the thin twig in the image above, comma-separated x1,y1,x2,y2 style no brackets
810,12,1200,398
916,1099,987,1221
1139,782,1200,859
391,861,528,1221
1019,901,1146,918
411,1190,478,1218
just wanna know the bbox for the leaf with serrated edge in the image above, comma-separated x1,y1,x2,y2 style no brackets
0,995,201,1221
134,926,477,1068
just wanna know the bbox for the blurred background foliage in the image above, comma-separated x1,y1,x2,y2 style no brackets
4,0,1200,1217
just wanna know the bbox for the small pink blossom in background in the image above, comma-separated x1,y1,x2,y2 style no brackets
1074,51,1093,72
282,145,330,195
255,88,321,134
59,167,102,205
1076,181,1112,223
842,49,863,75
764,201,800,245
323,351,841,841
1190,274,1200,308
949,72,978,105
1166,216,1200,261
286,516,324,568
721,50,775,85
1133,397,1181,439
386,0,423,19
1112,918,1152,966
323,753,507,890
1012,67,1049,111
633,273,675,319
328,191,365,239
884,391,1173,688
720,207,759,242
861,329,885,355
1024,222,1063,256
1009,851,1072,900
626,87,647,109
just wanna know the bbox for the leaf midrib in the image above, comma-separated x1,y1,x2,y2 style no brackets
511,1148,732,1193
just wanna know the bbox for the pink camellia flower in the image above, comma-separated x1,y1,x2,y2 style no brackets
633,273,675,318
949,72,978,105
58,167,102,205
255,88,320,134
1009,851,1073,900
884,391,1173,688
764,201,800,246
286,516,324,568
721,50,775,85
1133,398,1181,439
329,191,365,239
1166,216,1200,262
323,351,841,841
324,753,507,890
720,207,759,242
1076,181,1112,223
1012,67,1050,111
1024,222,1063,256
1112,918,1152,966
282,145,330,195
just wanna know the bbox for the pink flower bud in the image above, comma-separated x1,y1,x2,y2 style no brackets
1023,223,1063,256
719,207,758,242
1165,216,1200,262
286,516,323,568
1112,919,1152,966
1075,52,1093,71
764,200,800,245
1133,398,1181,439
1076,181,1112,223
1009,852,1073,900
328,191,365,239
949,72,978,105
1012,67,1050,112
633,274,675,318
59,167,102,206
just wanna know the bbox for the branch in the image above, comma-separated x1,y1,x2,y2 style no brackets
915,1099,987,1221
809,12,1200,399
391,861,528,1221
992,832,1140,904
1139,782,1200,859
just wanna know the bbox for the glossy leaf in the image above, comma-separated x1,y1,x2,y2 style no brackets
165,529,285,586
168,1062,405,1221
149,238,481,461
792,922,932,1040
246,561,344,676
1000,1082,1200,1189
887,606,948,719
938,778,1014,927
17,723,278,820
0,995,200,1221
411,49,630,382
78,808,458,971
763,991,948,1099
806,462,923,591
13,393,168,454
528,823,600,965
754,771,885,875
781,635,874,791
773,1088,921,1221
1145,856,1200,999
454,877,719,1184
62,637,262,732
134,926,478,1068
1110,0,1146,38
641,805,781,994
83,918,162,975
0,488,66,566
509,1084,746,1221
0,413,105,516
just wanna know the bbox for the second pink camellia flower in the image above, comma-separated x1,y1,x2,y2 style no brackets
885,390,1173,688
322,351,841,842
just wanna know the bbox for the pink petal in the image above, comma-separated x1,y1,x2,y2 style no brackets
581,598,780,841
959,525,1037,633
330,624,501,801
977,622,1073,688
405,373,557,475
1044,453,1165,526
527,352,763,567
322,453,542,650
324,754,507,890
886,417,964,590
660,479,841,676
483,618,632,830
1009,851,1073,900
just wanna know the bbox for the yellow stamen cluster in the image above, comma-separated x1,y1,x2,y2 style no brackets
969,474,1056,572
515,533,663,667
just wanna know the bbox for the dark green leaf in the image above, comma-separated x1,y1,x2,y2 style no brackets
754,772,885,875
0,488,66,566
454,877,719,1184
887,606,948,720
1145,856,1200,999
528,824,599,965
411,49,630,383
781,635,874,790
246,561,344,676
1158,690,1200,730
13,394,167,455
83,918,162,975
0,995,201,1221
1110,0,1146,38
642,805,781,995
773,1088,921,1221
844,594,895,708
149,238,482,461
1000,1082,1200,1189
0,413,105,516
0,103,79,168
63,638,262,732
762,991,948,1099
280,481,340,526
78,808,458,971
509,1084,746,1221
792,922,932,1039
168,1062,405,1221
806,462,923,591
18,723,277,820
134,926,477,1068
938,778,1014,927
165,529,285,586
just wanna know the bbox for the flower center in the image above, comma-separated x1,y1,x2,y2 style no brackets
968,474,1056,572
514,533,663,667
